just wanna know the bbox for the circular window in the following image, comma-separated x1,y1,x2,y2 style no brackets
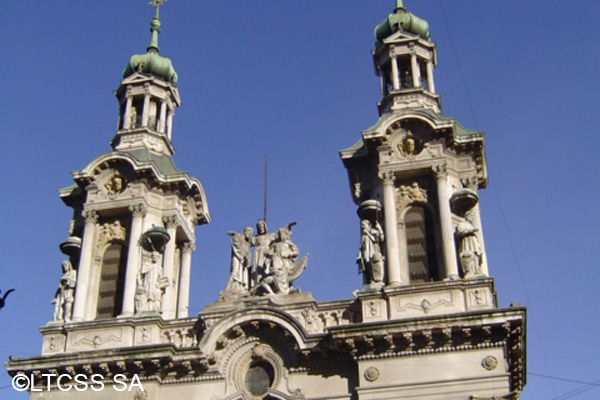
245,360,275,396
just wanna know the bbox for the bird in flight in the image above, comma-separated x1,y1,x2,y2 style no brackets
0,288,15,310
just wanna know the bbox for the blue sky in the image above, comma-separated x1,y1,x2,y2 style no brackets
1,1,599,399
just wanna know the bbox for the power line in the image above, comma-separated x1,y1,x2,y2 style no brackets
436,0,555,395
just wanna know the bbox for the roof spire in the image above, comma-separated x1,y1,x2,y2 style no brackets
395,0,406,11
147,0,168,53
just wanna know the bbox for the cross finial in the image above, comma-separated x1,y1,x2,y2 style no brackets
150,0,168,18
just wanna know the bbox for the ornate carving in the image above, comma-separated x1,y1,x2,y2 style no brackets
396,182,428,210
396,292,454,314
133,390,148,400
379,170,396,184
162,215,179,229
432,163,447,178
129,203,147,218
97,220,127,249
82,210,99,224
481,355,499,371
181,242,195,254
364,366,380,382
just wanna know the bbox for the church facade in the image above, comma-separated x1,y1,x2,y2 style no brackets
6,2,525,399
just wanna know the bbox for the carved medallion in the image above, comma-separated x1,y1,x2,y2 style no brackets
104,173,126,198
397,131,423,157
364,366,380,382
481,355,498,371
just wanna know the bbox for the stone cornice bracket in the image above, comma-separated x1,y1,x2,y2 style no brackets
432,163,447,178
181,241,195,254
129,203,147,218
163,215,179,229
379,170,396,184
82,210,99,224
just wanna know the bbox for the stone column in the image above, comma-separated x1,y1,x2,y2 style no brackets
141,84,150,128
380,171,402,286
161,215,178,319
166,110,174,140
177,242,194,318
379,69,386,97
390,54,400,91
434,165,459,279
158,100,167,134
426,59,436,93
123,89,133,130
120,204,147,317
72,210,98,322
411,52,420,88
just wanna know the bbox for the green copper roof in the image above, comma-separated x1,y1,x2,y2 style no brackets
375,0,430,43
122,12,178,83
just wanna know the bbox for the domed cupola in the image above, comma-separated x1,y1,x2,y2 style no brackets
375,0,430,44
122,12,178,84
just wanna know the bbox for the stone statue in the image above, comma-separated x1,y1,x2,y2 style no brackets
253,223,308,295
456,211,483,277
52,260,77,322
357,219,385,289
219,220,309,300
250,219,278,286
225,227,254,291
135,251,169,313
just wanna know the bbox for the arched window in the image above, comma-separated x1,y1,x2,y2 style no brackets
96,243,128,318
405,206,439,283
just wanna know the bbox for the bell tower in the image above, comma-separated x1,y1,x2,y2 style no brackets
56,2,210,325
341,0,487,291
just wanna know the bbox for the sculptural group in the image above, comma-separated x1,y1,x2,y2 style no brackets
222,220,307,299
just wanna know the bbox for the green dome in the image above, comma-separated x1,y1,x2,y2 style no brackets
375,0,430,43
123,15,178,84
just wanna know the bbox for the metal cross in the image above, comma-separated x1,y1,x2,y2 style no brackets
149,0,168,17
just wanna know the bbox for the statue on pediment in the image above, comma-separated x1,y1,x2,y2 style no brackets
52,260,77,322
250,219,279,286
225,227,254,291
254,224,307,295
221,220,308,300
